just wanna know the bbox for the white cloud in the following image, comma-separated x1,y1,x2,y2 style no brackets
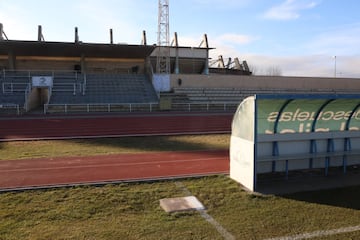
171,33,256,49
206,37,360,78
210,44,239,60
171,35,205,48
305,23,360,55
263,0,319,20
0,0,157,43
172,33,256,65
0,4,36,40
237,54,360,78
339,55,360,78
171,33,256,59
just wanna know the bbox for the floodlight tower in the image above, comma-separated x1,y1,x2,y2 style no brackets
156,0,170,74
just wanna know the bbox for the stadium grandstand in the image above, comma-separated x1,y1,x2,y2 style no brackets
0,23,359,115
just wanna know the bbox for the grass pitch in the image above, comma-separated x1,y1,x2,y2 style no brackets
0,176,359,240
0,134,359,239
0,134,229,160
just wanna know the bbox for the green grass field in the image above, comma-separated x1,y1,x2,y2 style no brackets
0,135,230,160
1,135,359,240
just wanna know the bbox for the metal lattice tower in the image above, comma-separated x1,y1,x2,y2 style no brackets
156,0,170,74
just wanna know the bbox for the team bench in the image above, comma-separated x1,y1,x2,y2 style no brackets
257,130,360,179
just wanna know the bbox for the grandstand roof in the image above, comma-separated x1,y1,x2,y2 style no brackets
0,40,156,59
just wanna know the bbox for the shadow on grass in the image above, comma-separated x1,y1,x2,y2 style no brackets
283,185,360,210
0,134,230,161
67,135,229,153
256,167,360,210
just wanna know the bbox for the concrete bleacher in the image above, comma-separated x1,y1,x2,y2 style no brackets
172,87,253,103
49,73,158,104
172,88,243,103
0,72,29,103
2,69,358,115
170,87,359,104
158,87,360,113
52,72,80,94
1,71,159,114
48,72,83,104
0,71,29,114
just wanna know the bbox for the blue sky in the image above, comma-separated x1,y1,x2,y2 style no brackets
1,0,360,78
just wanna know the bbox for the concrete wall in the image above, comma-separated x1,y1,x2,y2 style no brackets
16,57,80,71
0,56,7,69
86,58,145,73
170,74,360,91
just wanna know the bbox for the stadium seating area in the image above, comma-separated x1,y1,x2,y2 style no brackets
83,74,158,103
170,88,244,103
165,87,359,104
50,73,158,104
0,71,29,104
1,69,359,115
0,71,28,114
0,71,159,114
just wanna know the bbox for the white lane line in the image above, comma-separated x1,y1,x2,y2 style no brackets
175,181,235,240
263,225,360,240
0,157,226,173
0,130,229,142
0,172,229,192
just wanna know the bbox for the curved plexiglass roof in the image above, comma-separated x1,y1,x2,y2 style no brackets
232,94,360,137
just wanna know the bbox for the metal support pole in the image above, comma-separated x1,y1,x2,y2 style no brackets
0,23,3,41
38,25,45,41
110,29,113,44
142,30,147,45
334,56,337,78
75,27,79,43
156,0,170,74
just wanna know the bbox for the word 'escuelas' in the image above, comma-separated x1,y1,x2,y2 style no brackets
264,109,360,134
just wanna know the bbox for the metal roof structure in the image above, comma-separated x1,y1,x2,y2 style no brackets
0,40,156,59
254,94,360,134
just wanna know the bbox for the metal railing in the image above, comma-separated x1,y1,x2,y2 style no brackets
2,82,30,93
44,102,160,114
43,102,238,114
171,102,239,112
52,83,77,95
3,69,80,77
0,103,20,115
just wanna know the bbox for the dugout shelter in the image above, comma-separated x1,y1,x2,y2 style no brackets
230,94,360,192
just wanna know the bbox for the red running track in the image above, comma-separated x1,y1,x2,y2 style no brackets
0,150,229,191
0,113,233,141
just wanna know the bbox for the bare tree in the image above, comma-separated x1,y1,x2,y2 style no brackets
266,66,282,76
248,64,259,75
245,64,283,76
